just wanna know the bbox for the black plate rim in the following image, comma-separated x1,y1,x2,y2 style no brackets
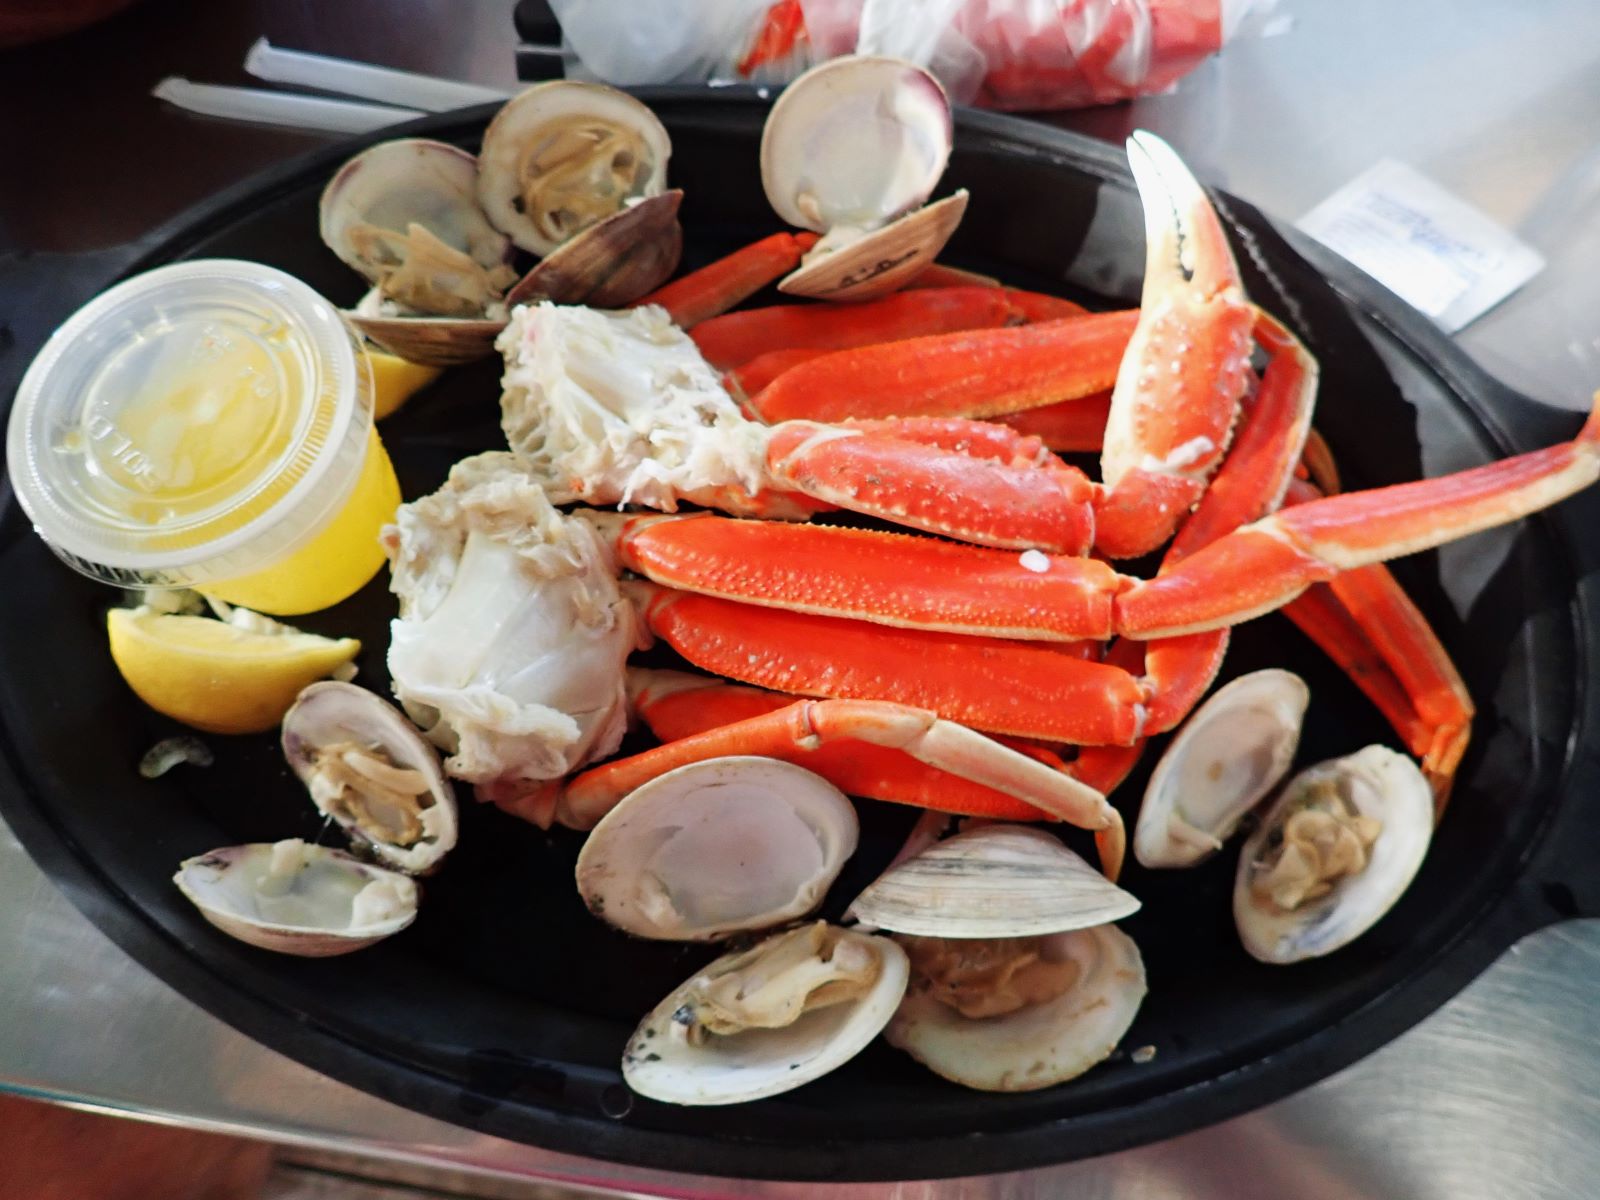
2,95,1595,1182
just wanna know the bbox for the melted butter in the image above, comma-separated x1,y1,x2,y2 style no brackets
92,324,301,526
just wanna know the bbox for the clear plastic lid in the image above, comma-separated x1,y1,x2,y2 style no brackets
6,260,373,588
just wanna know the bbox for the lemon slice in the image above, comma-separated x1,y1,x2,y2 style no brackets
365,349,442,419
107,608,361,735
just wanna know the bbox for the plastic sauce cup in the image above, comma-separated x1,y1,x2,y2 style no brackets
6,260,401,615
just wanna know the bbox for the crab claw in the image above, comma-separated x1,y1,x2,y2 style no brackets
1095,132,1258,559
1128,130,1243,303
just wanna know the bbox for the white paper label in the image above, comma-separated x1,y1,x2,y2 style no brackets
1297,160,1544,333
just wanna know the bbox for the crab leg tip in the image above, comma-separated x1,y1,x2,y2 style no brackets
1126,130,1238,299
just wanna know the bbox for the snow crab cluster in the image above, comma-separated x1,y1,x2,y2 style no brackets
186,58,1600,1104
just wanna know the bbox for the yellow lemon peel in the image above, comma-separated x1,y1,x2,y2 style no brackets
107,607,360,735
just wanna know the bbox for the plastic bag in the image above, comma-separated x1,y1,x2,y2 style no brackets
551,0,1266,111
549,0,809,87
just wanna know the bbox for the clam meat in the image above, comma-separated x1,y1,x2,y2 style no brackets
477,81,672,256
1235,745,1433,963
282,681,458,875
320,138,517,319
623,922,908,1106
886,924,1146,1092
319,139,519,365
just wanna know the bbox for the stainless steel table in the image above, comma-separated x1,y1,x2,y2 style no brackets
4,0,1599,1194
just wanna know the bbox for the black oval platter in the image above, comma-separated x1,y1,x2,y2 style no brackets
1,93,1598,1182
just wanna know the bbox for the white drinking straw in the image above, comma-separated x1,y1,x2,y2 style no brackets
151,77,423,134
243,37,511,112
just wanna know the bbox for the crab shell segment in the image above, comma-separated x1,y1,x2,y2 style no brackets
623,922,908,1106
174,838,419,957
761,56,963,301
478,81,672,256
1234,744,1433,964
1134,669,1310,869
848,823,1139,939
575,756,858,941
886,923,1146,1092
282,681,458,876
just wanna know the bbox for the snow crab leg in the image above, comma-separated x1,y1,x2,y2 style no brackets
1117,396,1600,636
1091,131,1258,558
595,391,1597,762
559,669,1127,878
1277,477,1474,810
631,231,818,327
995,393,1114,452
904,262,1002,290
744,311,1139,424
689,285,1022,370
721,132,1293,560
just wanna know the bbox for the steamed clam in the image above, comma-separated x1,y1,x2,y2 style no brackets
623,922,908,1106
479,82,683,309
477,81,671,256
849,823,1139,938
319,84,681,364
174,838,419,957
576,757,857,941
503,189,684,310
847,823,1146,1092
282,681,458,875
1135,669,1310,869
1235,745,1433,963
319,138,517,365
761,56,967,300
320,139,517,318
886,924,1146,1092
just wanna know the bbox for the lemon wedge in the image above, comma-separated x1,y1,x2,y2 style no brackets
365,349,442,419
107,607,361,735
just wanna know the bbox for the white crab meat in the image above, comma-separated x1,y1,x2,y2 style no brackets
382,452,644,794
497,303,773,514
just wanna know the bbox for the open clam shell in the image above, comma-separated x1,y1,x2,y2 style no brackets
506,190,684,308
849,824,1139,939
174,838,419,957
1234,745,1433,964
576,757,857,941
762,56,951,233
347,295,507,366
1135,669,1310,869
761,56,962,302
886,924,1146,1092
282,681,458,876
779,191,968,302
623,922,908,1105
478,81,672,256
320,139,515,317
